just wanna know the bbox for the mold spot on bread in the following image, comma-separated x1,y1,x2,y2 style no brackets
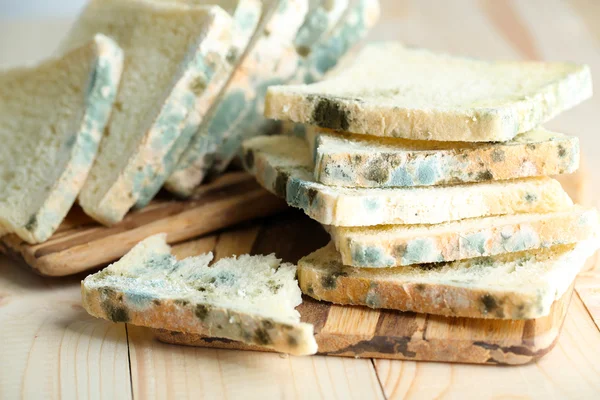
274,172,290,197
365,287,381,308
305,284,315,295
416,158,439,185
254,327,272,345
481,294,500,316
525,193,538,203
189,76,207,96
152,299,161,306
287,334,298,347
267,279,283,294
194,304,210,321
306,188,318,206
390,167,414,186
558,144,567,158
24,215,37,232
365,162,390,184
477,170,494,181
352,246,394,267
491,149,505,162
174,299,190,306
321,269,349,290
312,97,350,131
403,239,440,264
296,46,310,58
526,144,537,151
462,232,487,255
99,288,129,323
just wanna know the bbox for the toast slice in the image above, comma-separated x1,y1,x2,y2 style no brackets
242,135,573,226
165,0,380,197
264,42,592,142
308,127,579,188
59,0,236,224
297,240,598,319
0,35,123,244
82,234,317,356
133,0,264,207
328,206,598,267
209,0,380,176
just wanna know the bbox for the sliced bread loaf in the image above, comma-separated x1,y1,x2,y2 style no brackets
59,0,236,224
328,205,598,267
308,127,579,188
209,0,380,176
161,0,311,198
242,135,573,226
0,35,123,244
165,0,380,197
82,234,317,356
297,240,598,319
264,42,592,142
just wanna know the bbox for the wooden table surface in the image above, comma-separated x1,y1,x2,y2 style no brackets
2,1,600,398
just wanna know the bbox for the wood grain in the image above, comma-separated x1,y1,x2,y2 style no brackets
0,258,132,399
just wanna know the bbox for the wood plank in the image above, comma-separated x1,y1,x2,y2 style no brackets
373,293,600,399
0,257,132,399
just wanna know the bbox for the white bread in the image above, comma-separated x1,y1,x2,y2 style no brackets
264,42,592,142
165,0,380,197
242,135,573,226
297,240,599,319
82,234,317,356
0,35,123,243
329,206,598,267
59,0,236,224
308,127,579,188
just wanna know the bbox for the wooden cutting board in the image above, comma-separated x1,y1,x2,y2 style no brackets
152,209,574,365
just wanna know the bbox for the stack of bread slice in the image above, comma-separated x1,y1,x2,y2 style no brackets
243,42,600,320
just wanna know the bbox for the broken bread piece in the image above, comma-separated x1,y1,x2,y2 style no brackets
297,240,599,319
0,34,123,243
264,42,592,142
59,0,236,224
242,135,573,226
308,127,579,188
81,234,317,356
328,205,598,267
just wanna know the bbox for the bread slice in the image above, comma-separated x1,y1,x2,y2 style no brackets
58,0,236,224
0,35,123,244
81,234,317,356
165,0,380,197
308,127,579,188
133,0,263,208
242,135,573,226
329,205,598,267
264,42,592,142
208,0,380,177
297,240,598,319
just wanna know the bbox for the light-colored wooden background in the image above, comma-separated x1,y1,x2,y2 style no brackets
1,1,600,399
